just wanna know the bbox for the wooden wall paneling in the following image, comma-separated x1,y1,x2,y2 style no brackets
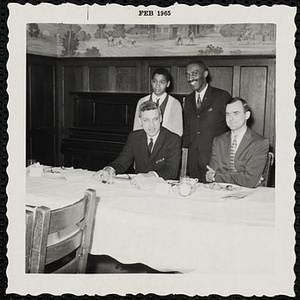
115,67,137,92
88,66,109,91
240,66,268,136
170,65,178,93
30,131,56,166
232,65,241,97
27,62,32,159
135,60,142,92
30,63,55,129
27,56,56,165
108,66,117,92
264,59,276,152
141,59,150,94
141,60,150,92
55,60,64,166
209,66,233,95
62,66,83,129
82,66,89,90
176,66,192,94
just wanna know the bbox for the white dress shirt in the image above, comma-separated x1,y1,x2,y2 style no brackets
147,131,160,149
231,126,247,150
152,92,167,105
195,84,208,105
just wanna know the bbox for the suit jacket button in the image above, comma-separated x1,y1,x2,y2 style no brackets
197,115,200,118
197,131,200,135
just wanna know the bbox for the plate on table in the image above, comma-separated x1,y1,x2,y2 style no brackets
203,182,242,191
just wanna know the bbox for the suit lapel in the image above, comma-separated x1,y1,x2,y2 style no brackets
190,91,198,112
235,127,251,158
198,85,211,113
224,131,231,160
148,128,164,163
140,132,149,165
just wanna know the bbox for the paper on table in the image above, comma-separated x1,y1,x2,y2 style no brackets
221,190,253,199
59,168,94,181
135,176,165,190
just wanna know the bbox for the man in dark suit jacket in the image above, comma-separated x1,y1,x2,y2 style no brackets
182,60,231,182
206,97,269,188
94,100,181,182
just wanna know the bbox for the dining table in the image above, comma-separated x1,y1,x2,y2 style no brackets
26,165,275,274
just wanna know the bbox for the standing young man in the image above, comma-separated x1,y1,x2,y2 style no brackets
133,67,183,137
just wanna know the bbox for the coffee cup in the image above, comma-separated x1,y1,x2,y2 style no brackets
178,176,198,196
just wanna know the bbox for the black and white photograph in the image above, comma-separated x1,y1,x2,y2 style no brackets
6,3,296,296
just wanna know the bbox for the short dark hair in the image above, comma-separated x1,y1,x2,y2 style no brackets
151,67,171,82
186,60,208,72
139,100,161,118
226,97,250,113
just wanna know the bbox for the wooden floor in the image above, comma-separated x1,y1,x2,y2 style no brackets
86,254,181,274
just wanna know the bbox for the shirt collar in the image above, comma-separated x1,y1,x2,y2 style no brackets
147,130,160,145
231,126,247,147
152,92,167,103
195,84,208,101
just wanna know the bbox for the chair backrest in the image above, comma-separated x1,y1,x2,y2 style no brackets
28,189,97,273
25,207,35,273
256,152,274,187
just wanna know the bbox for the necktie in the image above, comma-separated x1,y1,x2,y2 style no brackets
148,138,153,154
230,135,237,172
156,98,160,106
196,93,201,109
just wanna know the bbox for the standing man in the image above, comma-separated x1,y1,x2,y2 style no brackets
95,100,181,182
133,67,183,136
206,97,269,188
182,60,231,182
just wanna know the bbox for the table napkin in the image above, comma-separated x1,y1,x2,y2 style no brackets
59,167,94,181
135,175,165,190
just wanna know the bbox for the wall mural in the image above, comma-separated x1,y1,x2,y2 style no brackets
27,23,276,57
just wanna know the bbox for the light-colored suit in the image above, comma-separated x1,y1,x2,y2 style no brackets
133,94,183,136
209,127,269,188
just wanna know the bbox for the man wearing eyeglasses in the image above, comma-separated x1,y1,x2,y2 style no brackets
182,61,231,182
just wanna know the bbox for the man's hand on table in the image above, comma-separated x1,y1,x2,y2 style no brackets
93,166,116,184
205,165,216,183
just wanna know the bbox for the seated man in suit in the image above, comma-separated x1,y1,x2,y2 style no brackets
133,67,183,136
205,97,269,188
94,100,182,184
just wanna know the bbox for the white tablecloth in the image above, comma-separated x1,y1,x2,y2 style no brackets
26,169,275,274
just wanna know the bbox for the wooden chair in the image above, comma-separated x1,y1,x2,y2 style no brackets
25,207,35,273
256,152,274,187
28,189,97,273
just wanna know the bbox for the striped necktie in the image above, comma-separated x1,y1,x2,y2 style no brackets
230,135,237,172
196,93,201,109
